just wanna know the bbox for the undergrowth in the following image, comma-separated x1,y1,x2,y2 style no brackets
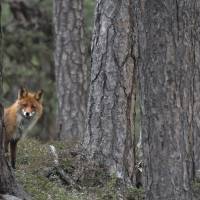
15,138,144,200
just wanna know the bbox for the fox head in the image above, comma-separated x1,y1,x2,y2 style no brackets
17,87,43,119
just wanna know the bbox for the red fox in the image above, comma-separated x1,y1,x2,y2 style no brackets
4,87,43,168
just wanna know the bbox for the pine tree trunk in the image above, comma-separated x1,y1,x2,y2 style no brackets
53,0,87,140
136,0,198,199
191,2,200,180
83,0,136,184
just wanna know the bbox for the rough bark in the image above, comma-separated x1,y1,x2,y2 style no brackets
136,0,199,199
53,0,87,139
83,0,136,185
191,1,200,180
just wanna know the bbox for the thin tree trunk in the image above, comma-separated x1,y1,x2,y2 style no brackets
53,0,87,140
136,0,198,199
0,105,15,194
83,0,136,185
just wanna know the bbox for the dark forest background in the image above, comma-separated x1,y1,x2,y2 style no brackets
1,0,95,140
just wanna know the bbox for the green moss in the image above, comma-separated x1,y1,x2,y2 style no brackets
15,139,145,200
126,187,145,200
15,139,89,200
16,170,90,200
17,139,50,171
93,176,145,200
94,175,119,200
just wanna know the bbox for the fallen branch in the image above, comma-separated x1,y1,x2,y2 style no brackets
49,145,81,191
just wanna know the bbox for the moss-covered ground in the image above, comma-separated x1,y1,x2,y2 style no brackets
15,139,144,200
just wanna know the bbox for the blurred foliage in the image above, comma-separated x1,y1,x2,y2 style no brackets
1,0,95,139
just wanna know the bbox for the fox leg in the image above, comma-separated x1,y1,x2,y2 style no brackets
10,139,18,169
4,141,9,159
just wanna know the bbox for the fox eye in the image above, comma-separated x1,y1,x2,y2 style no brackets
22,103,27,107
31,105,36,110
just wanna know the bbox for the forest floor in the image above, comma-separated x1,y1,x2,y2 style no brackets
15,138,144,200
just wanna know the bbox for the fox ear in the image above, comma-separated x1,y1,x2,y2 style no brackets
18,87,28,99
35,89,43,102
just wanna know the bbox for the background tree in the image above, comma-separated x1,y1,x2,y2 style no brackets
1,0,94,140
136,0,199,199
1,0,55,140
53,0,87,140
83,0,136,184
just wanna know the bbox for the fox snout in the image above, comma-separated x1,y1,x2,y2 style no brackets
22,109,35,118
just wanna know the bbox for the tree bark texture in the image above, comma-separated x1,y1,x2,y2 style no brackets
191,2,200,180
53,0,87,139
0,105,15,195
83,0,136,184
136,0,200,199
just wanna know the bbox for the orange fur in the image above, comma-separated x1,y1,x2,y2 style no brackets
4,88,43,168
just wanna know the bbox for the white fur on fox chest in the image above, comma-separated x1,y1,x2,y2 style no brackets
13,114,38,140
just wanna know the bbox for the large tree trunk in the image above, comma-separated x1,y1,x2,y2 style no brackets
83,0,136,184
53,0,87,140
191,2,200,180
137,0,198,199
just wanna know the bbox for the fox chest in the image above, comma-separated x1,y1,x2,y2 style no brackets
13,115,37,140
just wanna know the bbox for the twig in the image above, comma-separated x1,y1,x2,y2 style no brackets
49,145,81,191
